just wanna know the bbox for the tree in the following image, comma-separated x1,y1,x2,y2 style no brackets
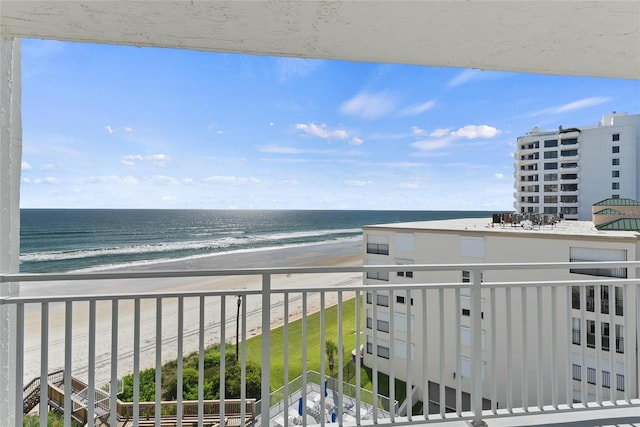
325,339,338,377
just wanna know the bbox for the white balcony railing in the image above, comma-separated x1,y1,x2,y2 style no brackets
1,261,640,427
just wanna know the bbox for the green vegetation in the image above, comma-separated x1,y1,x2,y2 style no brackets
115,296,416,412
244,297,362,389
119,344,262,402
23,412,82,427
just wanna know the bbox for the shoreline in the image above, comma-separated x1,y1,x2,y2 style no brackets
21,239,364,383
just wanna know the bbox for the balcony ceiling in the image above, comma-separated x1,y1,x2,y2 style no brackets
1,1,639,80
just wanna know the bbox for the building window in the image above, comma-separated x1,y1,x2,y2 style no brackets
612,158,620,166
544,195,558,203
460,294,485,319
612,170,620,178
561,149,578,157
544,207,558,214
544,184,558,192
544,173,558,181
366,291,389,307
572,317,580,344
544,151,558,159
367,235,389,255
612,133,620,141
397,270,413,278
366,338,390,360
612,194,620,199
366,270,389,281
366,243,389,255
612,182,620,190
544,139,558,148
560,184,578,192
612,146,620,153
462,270,484,283
560,173,577,180
561,138,578,145
572,364,581,381
366,313,390,333
617,374,625,391
395,294,414,305
570,247,627,278
544,162,558,170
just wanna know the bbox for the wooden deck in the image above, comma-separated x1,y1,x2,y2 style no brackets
24,371,255,426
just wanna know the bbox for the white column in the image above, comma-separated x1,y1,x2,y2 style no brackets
0,34,22,426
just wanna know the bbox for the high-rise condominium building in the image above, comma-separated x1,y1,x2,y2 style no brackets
514,112,640,221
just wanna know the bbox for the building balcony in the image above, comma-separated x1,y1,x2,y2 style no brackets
559,164,580,173
518,157,540,166
2,261,639,426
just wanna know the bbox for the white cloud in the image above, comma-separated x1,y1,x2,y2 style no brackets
345,180,372,187
411,137,454,151
411,125,500,152
399,180,423,189
84,175,139,184
41,163,56,171
339,91,397,119
429,128,451,138
532,97,612,116
105,125,114,134
202,176,261,185
121,154,169,167
269,122,275,127
260,145,303,154
182,178,194,185
411,126,427,136
149,154,169,167
21,161,32,171
259,145,336,155
447,69,483,88
148,175,179,185
450,125,500,139
350,137,363,146
31,177,61,185
277,179,297,186
379,162,425,168
296,123,349,140
125,127,133,133
399,100,436,116
494,173,505,180
22,177,31,184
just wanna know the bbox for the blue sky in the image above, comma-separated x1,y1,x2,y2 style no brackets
20,39,640,210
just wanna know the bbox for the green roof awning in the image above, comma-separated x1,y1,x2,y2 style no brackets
593,198,640,206
596,217,640,231
593,208,623,215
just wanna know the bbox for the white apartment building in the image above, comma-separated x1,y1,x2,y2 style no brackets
514,112,640,221
363,218,638,412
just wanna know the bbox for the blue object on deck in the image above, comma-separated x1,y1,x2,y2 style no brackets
325,380,328,396
331,412,336,423
298,397,303,416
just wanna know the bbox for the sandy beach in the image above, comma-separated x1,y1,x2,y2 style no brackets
19,240,363,383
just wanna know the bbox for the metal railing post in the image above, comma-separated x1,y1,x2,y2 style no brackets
261,273,271,427
471,269,486,426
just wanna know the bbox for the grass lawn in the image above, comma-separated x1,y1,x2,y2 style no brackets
242,296,411,408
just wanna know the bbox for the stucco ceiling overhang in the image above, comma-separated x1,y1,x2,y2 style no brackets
1,1,639,79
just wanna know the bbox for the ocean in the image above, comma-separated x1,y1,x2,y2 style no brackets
19,209,493,273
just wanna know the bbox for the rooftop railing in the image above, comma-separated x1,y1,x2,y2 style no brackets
1,261,640,426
